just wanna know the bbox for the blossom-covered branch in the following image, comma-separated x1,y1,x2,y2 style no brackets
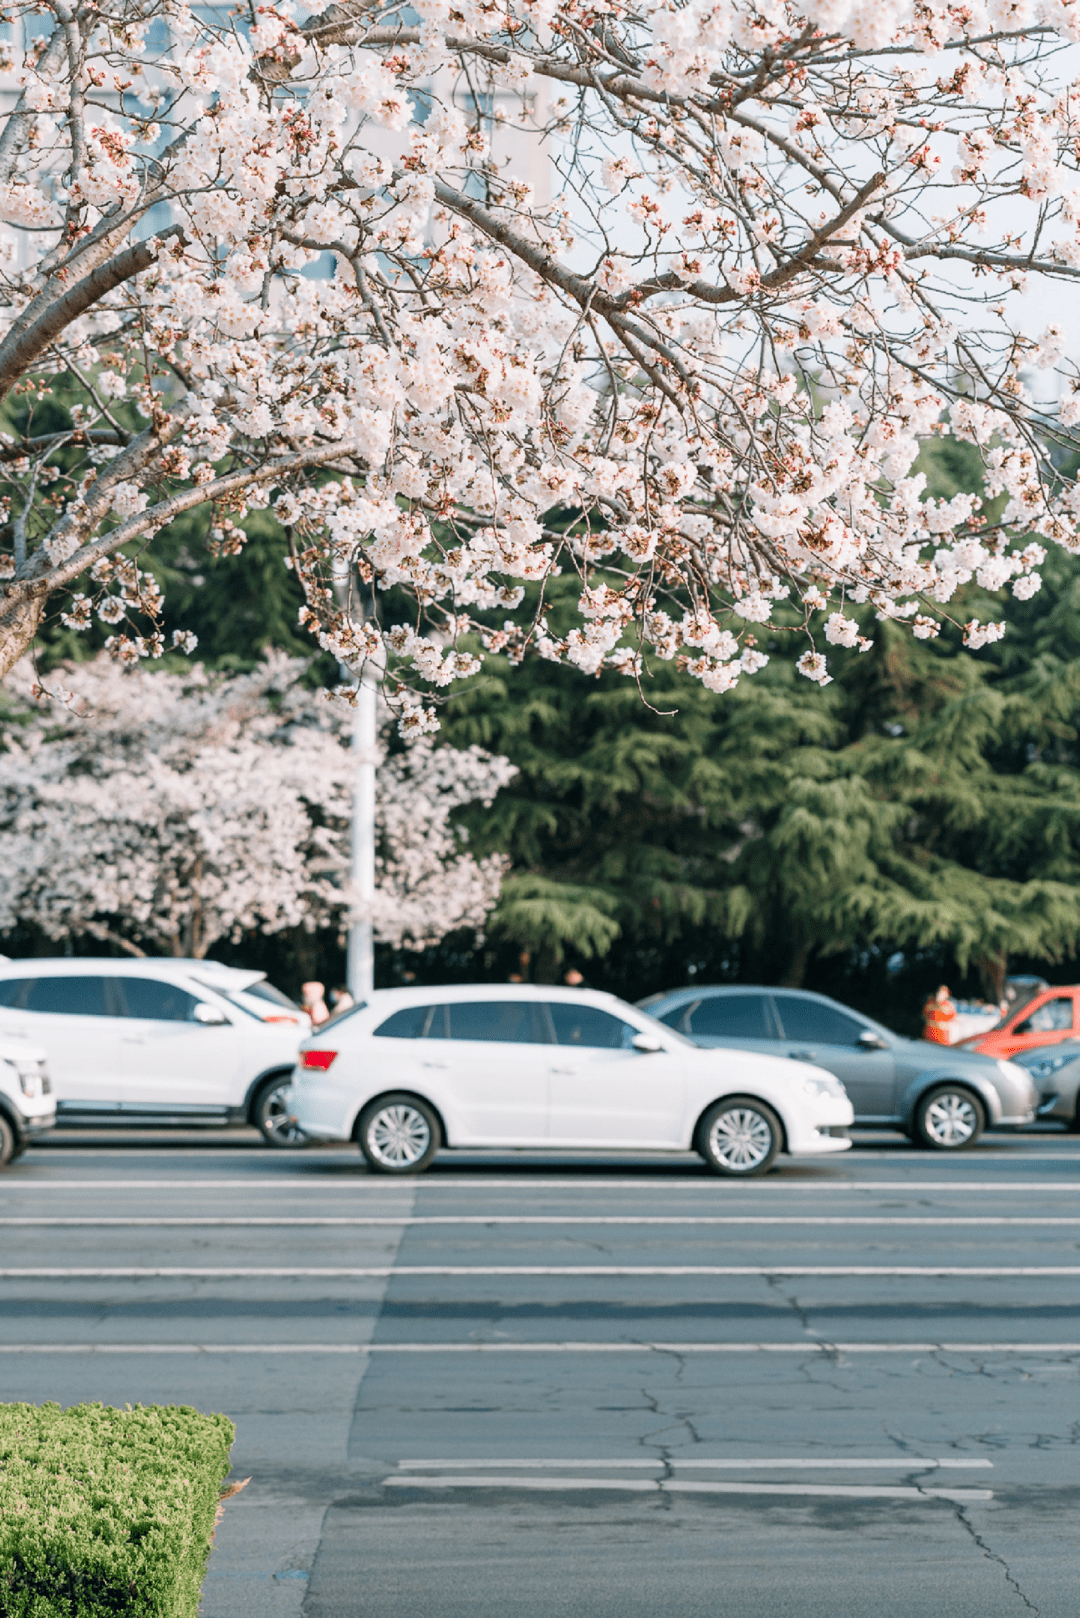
0,0,1078,704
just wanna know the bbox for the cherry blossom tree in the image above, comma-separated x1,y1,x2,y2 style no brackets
0,0,1078,706
0,655,515,955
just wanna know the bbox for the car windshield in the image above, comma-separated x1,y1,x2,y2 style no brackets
241,980,302,1011
634,1007,694,1047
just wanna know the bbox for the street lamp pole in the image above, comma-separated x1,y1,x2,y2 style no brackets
333,562,379,1004
346,659,377,1002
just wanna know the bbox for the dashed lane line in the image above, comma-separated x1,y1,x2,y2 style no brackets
381,1476,993,1501
393,1457,993,1470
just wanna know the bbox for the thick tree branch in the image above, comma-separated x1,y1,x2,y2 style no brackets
0,227,188,409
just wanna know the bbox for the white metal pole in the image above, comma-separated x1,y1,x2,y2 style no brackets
347,662,377,1002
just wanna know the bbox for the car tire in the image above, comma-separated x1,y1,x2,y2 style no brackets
697,1097,781,1177
913,1085,985,1151
254,1076,308,1148
357,1094,440,1175
0,1114,16,1169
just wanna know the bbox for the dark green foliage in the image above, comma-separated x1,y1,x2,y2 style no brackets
0,1403,234,1618
423,537,1080,1022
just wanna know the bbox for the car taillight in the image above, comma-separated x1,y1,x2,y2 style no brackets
301,1050,337,1070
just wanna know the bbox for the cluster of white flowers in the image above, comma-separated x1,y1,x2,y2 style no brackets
1,0,1079,696
0,656,515,955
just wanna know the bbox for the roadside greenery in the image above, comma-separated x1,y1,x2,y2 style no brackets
0,1402,234,1618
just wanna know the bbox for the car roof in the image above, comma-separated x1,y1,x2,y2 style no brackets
347,983,643,1012
641,984,859,1007
0,957,266,991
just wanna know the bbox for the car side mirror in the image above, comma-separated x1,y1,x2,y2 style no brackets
857,1029,889,1050
193,1002,230,1026
632,1032,663,1054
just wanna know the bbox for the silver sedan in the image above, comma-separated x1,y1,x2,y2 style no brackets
1014,1041,1080,1129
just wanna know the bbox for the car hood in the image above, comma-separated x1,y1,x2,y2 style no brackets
1014,1041,1080,1069
0,1036,49,1063
894,1036,1013,1072
681,1042,839,1088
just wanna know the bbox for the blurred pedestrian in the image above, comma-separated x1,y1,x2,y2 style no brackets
564,968,588,989
922,984,956,1045
301,981,329,1026
329,987,354,1014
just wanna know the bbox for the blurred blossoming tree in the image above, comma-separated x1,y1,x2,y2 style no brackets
0,656,514,957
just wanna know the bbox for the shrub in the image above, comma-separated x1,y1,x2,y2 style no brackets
0,1402,235,1617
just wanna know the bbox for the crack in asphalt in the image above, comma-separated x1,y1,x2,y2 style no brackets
952,1505,1041,1615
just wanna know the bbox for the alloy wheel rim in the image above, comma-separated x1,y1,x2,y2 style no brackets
262,1088,307,1145
925,1093,978,1147
368,1104,431,1167
709,1108,773,1170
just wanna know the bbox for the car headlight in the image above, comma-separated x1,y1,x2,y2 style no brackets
998,1058,1039,1086
1018,1052,1074,1082
803,1074,847,1100
4,1058,43,1099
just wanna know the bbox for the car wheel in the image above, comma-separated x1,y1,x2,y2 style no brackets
697,1097,781,1177
255,1077,308,1148
913,1085,985,1151
0,1114,15,1169
358,1094,440,1175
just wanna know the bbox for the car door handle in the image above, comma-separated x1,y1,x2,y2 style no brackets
788,1048,817,1062
550,1065,577,1074
121,1036,145,1045
421,1060,449,1070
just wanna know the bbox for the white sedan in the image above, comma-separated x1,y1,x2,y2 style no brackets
286,984,853,1177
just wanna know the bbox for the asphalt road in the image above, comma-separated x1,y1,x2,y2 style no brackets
2,1129,1080,1617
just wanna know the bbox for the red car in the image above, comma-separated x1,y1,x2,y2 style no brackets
969,986,1080,1059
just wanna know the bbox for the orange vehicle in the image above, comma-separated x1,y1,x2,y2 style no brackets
968,985,1080,1059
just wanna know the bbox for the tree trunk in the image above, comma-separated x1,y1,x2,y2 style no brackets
779,937,812,988
0,587,45,680
976,951,1007,1005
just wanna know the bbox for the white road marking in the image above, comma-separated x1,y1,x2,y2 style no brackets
0,1341,1076,1354
5,1178,1080,1191
2,1215,1078,1226
2,1264,1078,1277
393,1457,993,1470
381,1475,993,1501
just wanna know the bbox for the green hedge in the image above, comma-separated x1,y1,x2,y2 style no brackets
0,1403,235,1618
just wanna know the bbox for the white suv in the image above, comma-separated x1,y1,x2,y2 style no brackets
0,1034,55,1165
0,958,309,1145
286,983,854,1176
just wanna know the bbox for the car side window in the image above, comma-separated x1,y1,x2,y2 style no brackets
547,1003,637,1049
1016,996,1074,1035
21,977,111,1017
0,977,33,1009
446,1002,548,1043
374,1005,438,1038
687,993,775,1040
115,978,204,1022
774,996,865,1047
